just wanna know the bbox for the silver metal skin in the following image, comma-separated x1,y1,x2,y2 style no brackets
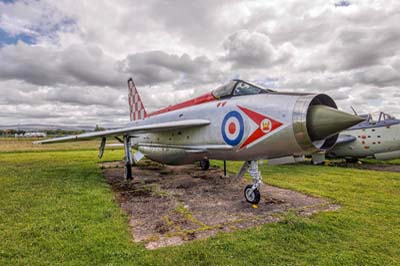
292,94,339,153
130,92,360,165
293,95,319,154
326,112,400,161
34,79,364,204
35,79,363,166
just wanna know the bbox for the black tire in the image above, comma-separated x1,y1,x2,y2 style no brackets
124,161,132,180
345,158,358,164
244,184,260,204
199,159,210,170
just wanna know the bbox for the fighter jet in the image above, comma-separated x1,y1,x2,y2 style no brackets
311,111,400,163
35,78,363,204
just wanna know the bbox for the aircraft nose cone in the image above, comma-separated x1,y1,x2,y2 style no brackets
307,105,365,141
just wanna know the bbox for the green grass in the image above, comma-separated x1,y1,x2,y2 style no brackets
1,148,399,265
0,137,122,153
361,158,400,165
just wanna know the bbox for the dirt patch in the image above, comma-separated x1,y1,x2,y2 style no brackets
330,161,400,173
101,160,339,250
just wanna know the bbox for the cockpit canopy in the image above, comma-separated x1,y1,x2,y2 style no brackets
364,112,397,124
212,79,274,99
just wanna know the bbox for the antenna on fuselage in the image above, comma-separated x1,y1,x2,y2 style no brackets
350,106,358,116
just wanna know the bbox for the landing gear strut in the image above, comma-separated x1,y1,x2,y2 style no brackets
123,136,133,180
200,159,210,170
244,161,262,204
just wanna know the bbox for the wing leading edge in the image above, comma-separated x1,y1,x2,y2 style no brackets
335,134,357,146
33,119,210,144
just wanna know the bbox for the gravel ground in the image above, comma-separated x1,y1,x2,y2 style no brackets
101,160,339,249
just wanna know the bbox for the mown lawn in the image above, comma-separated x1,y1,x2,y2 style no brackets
0,137,122,152
0,146,399,265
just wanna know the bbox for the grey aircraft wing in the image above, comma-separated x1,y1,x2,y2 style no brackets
33,119,210,144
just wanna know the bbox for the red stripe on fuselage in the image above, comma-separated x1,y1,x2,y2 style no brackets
148,92,216,117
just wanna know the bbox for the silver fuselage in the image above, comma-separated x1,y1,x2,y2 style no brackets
127,93,337,165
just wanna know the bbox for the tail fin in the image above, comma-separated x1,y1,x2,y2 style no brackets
127,78,148,121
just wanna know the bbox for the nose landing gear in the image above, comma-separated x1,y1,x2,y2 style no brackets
243,161,262,204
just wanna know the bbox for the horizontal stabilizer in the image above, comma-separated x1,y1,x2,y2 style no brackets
33,119,210,144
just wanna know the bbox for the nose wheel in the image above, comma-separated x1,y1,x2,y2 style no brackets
244,184,260,204
244,161,262,205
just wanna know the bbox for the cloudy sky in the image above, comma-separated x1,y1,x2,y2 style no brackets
0,0,399,128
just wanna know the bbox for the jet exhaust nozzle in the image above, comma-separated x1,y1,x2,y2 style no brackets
307,105,365,141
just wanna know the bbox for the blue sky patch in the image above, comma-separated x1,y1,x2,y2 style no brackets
0,29,36,46
335,1,351,7
0,0,16,4
0,17,76,47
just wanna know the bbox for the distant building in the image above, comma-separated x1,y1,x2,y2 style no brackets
25,132,47,138
15,132,47,138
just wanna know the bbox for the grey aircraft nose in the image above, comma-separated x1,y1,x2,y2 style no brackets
307,105,365,141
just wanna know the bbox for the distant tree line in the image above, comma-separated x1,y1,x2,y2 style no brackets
94,124,105,131
0,129,86,137
0,124,107,138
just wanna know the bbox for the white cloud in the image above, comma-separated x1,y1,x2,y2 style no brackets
0,0,400,126
222,30,295,69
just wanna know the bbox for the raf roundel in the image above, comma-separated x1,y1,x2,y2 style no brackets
221,111,244,146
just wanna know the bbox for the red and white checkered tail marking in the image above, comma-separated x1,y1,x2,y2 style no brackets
127,78,148,121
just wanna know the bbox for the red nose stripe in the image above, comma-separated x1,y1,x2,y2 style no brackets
148,92,216,117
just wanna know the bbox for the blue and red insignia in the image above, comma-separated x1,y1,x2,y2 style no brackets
221,111,244,146
238,106,283,149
